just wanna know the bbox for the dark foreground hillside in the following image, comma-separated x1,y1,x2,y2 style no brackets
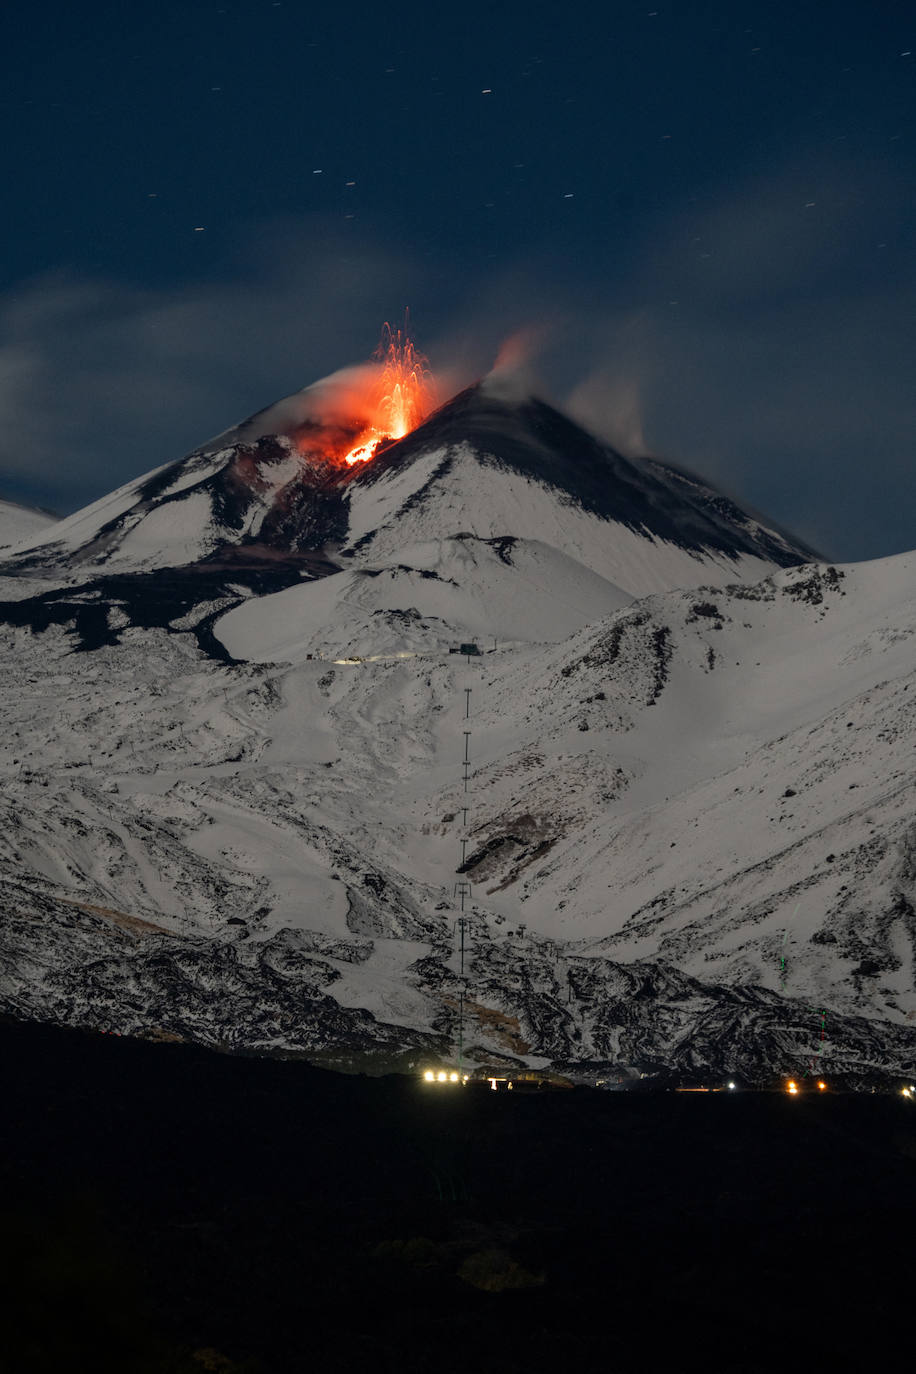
1,1019,914,1374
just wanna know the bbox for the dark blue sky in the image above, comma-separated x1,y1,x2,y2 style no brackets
1,0,913,559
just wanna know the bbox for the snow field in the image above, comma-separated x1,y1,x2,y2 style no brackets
0,542,914,1071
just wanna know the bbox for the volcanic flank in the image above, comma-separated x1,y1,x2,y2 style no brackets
2,330,914,1089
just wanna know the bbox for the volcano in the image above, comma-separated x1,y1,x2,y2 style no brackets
4,376,816,591
0,375,820,662
0,360,914,1089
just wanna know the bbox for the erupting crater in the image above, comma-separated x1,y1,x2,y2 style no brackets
340,318,437,466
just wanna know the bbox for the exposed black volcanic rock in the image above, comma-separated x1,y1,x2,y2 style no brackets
3,883,912,1083
9,436,349,574
1,381,817,581
352,384,820,566
0,560,339,657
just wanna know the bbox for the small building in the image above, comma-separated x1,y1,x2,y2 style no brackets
470,1070,573,1093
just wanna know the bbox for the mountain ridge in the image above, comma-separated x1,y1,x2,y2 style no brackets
3,381,816,586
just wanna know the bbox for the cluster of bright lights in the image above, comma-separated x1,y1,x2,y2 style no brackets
785,1079,828,1095
419,1075,914,1095
420,1071,914,1095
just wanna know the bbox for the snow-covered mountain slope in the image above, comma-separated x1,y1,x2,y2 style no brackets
6,436,344,574
216,535,633,662
340,383,814,596
421,558,916,1020
3,381,815,603
0,498,58,549
0,541,914,1083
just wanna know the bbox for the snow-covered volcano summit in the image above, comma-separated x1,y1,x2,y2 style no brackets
4,378,816,603
343,381,815,577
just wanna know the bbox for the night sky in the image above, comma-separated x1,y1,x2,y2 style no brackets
2,0,914,559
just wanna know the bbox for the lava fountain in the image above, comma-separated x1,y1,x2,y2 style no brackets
342,318,436,465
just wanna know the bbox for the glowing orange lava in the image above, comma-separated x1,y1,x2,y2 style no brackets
342,319,435,465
